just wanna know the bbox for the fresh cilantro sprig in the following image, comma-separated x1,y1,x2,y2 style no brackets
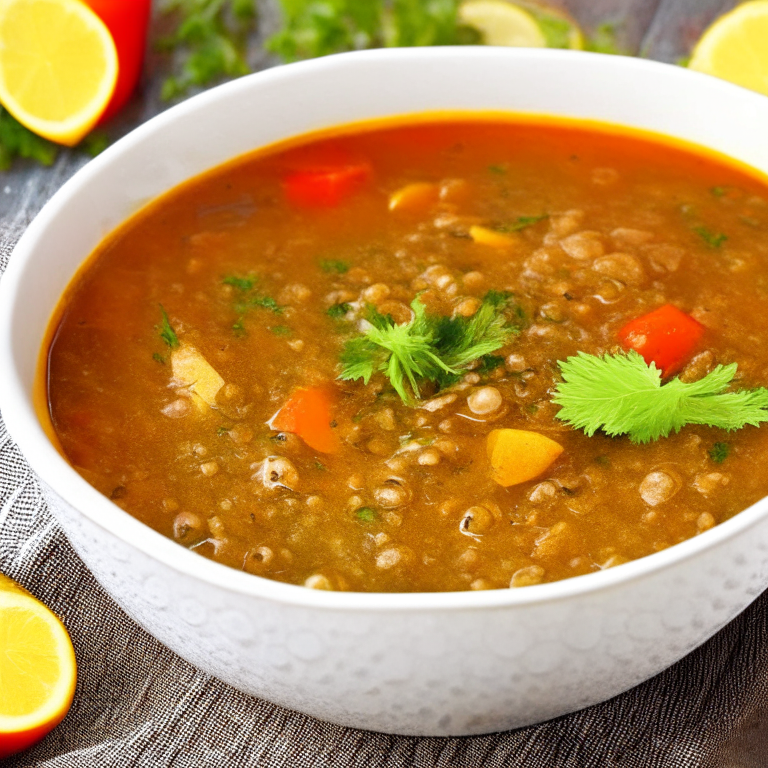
158,0,257,101
339,291,518,402
553,351,768,444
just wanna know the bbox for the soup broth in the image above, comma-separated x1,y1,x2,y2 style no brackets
45,117,768,592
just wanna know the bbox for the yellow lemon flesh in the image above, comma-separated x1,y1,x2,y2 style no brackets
0,0,118,145
0,581,77,758
689,0,768,96
459,0,583,49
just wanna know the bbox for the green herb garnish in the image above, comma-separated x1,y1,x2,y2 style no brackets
553,351,768,444
339,290,517,403
477,354,505,374
488,164,506,175
497,214,549,233
355,507,377,523
0,107,58,170
271,325,291,336
326,302,352,319
217,426,231,436
710,186,727,198
584,22,625,55
152,352,166,364
319,259,350,274
157,305,180,348
268,0,475,62
693,226,728,248
709,441,730,464
223,274,257,291
158,0,257,101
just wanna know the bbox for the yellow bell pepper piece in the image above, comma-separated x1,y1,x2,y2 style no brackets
171,344,225,410
388,181,439,213
487,428,564,487
469,225,520,248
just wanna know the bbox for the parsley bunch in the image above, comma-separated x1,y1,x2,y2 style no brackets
339,291,518,403
159,0,258,100
553,351,768,443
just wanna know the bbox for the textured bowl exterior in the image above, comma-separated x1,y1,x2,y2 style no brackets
3,49,768,736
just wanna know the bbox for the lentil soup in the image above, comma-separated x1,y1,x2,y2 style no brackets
44,117,768,593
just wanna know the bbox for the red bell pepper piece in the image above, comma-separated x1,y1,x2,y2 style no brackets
618,304,705,377
84,0,152,123
284,163,371,208
269,385,341,453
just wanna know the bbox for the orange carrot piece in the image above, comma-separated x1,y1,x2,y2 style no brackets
487,429,564,487
269,385,341,453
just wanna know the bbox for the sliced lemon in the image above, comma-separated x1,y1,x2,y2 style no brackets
689,0,768,96
459,0,583,49
0,585,77,759
0,0,119,146
459,0,546,47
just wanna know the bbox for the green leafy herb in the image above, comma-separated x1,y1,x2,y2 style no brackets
223,273,257,291
157,305,180,348
0,107,58,170
314,460,327,470
268,0,476,62
355,506,377,523
488,164,506,175
271,324,291,336
553,350,768,444
158,0,257,101
477,354,505,374
326,302,352,319
152,352,166,365
498,214,549,233
319,258,350,274
339,290,518,402
217,426,231,436
584,22,626,55
79,131,110,158
693,226,728,248
709,441,730,464
710,186,727,198
534,12,573,49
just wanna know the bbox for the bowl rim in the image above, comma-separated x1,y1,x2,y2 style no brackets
2,46,768,613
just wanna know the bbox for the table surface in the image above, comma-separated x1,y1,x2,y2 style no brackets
3,1,768,765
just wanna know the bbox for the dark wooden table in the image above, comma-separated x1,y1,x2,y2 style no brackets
3,1,767,765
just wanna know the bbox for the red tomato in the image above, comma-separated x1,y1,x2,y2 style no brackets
284,163,371,207
83,0,152,122
618,304,705,377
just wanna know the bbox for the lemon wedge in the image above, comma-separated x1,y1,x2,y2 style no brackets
689,0,768,96
0,580,77,758
0,0,119,146
459,0,583,49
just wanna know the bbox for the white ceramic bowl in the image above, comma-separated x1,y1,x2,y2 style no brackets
2,48,768,737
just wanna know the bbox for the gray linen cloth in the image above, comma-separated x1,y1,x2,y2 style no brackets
3,0,768,764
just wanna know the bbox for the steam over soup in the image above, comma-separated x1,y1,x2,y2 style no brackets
44,117,768,593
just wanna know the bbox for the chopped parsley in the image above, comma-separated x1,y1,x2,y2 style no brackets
477,354,505,374
223,274,257,291
693,225,728,248
709,442,730,464
355,507,377,523
339,290,518,403
314,460,327,471
710,186,727,198
270,324,291,336
157,305,179,348
0,107,58,170
319,259,350,274
326,302,352,319
158,0,257,101
498,214,549,233
553,351,768,443
216,426,231,436
152,352,166,365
